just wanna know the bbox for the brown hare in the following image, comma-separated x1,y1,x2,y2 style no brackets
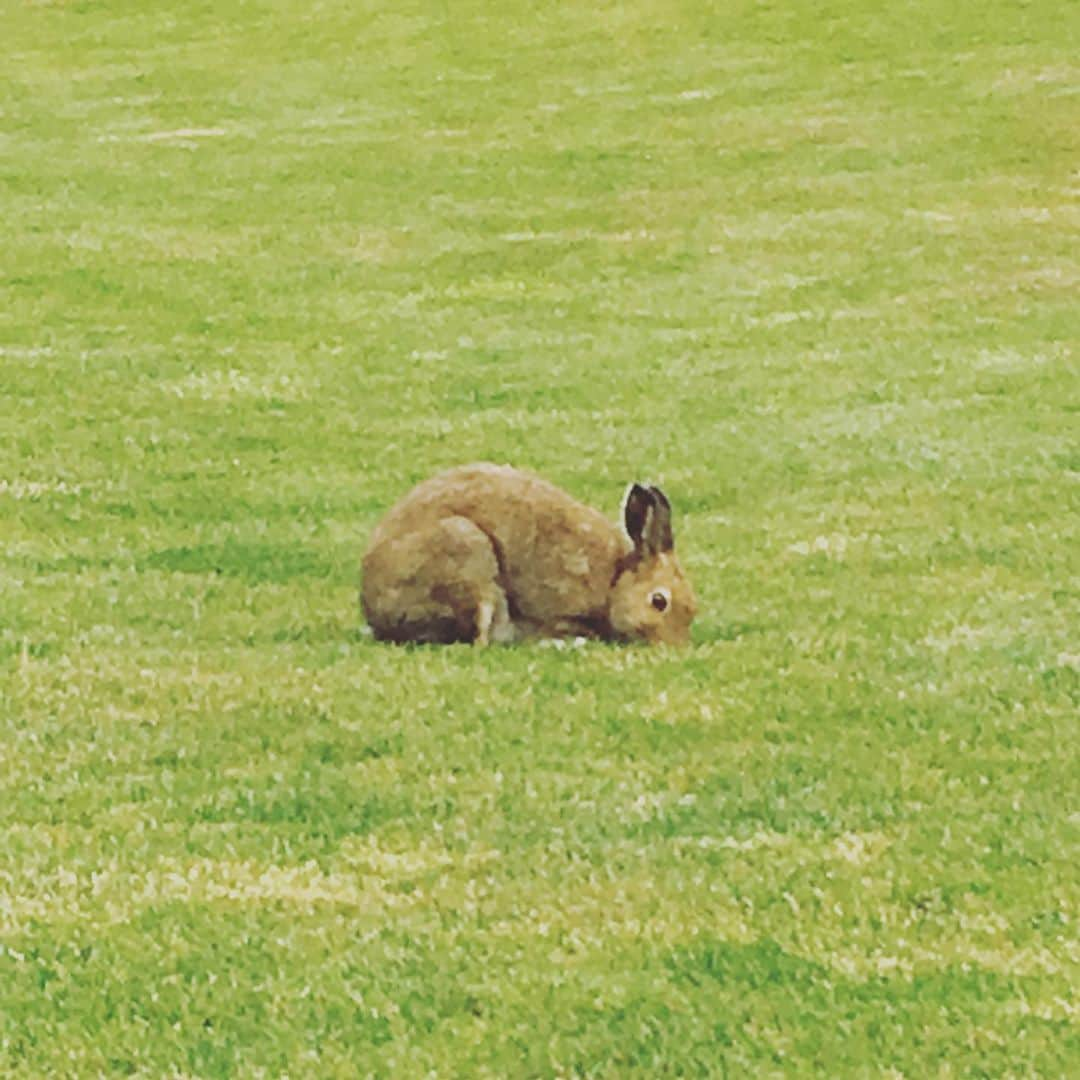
361,463,695,646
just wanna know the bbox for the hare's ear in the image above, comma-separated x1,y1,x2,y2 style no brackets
624,483,674,555
646,486,674,553
624,483,653,548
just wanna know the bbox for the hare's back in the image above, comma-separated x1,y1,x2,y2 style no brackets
370,463,591,537
368,463,621,572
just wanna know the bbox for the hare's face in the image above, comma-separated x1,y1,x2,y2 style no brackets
609,552,696,646
610,481,696,645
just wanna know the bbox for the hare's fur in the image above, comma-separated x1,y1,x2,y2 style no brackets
361,463,695,646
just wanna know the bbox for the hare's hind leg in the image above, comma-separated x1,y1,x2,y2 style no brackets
362,515,511,646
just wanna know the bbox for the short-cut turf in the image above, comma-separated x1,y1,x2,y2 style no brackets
2,1,1077,1075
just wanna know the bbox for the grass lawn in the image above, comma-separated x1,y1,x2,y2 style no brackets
2,0,1078,1074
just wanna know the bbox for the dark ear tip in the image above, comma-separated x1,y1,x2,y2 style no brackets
623,483,654,515
647,485,671,510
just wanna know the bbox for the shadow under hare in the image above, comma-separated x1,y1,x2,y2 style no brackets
361,463,696,646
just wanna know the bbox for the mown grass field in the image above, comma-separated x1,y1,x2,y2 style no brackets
2,0,1078,1075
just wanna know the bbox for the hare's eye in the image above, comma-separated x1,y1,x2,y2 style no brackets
651,590,669,612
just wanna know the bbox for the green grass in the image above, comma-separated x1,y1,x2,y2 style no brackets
2,0,1078,1074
